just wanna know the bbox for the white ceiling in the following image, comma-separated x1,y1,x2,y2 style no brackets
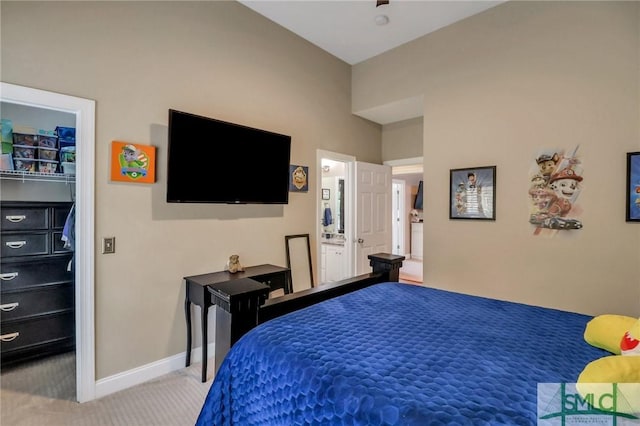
238,0,505,65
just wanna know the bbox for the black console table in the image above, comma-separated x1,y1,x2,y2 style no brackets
183,264,290,382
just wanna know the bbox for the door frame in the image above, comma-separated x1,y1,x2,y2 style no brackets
384,157,424,262
1,82,96,402
316,150,355,281
391,179,406,256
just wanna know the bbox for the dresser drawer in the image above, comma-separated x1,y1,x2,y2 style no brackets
52,231,72,254
0,311,74,353
1,283,74,322
1,232,49,258
0,207,48,231
52,205,72,230
253,272,288,293
0,256,73,292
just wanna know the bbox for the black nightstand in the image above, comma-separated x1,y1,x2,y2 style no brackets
183,264,290,382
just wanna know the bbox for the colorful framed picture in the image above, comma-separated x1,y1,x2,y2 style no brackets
449,166,496,220
110,141,156,183
626,152,640,222
289,165,309,192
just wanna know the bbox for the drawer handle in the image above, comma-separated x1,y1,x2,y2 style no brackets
5,241,26,249
0,332,19,342
0,272,18,280
5,215,26,223
0,302,19,311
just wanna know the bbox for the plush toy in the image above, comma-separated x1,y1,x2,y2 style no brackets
621,317,640,355
584,314,638,354
226,254,244,274
578,315,640,416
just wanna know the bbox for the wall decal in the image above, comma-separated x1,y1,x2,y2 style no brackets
528,146,583,235
110,141,156,183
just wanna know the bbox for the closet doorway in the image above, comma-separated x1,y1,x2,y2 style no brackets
0,83,96,402
385,158,423,284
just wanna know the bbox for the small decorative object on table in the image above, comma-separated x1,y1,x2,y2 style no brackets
226,254,244,274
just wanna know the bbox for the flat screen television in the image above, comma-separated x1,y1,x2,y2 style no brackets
166,109,291,204
414,180,424,210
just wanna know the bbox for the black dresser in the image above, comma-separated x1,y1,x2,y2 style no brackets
0,201,75,366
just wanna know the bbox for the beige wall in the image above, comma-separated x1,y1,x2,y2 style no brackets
1,1,381,379
381,117,423,161
356,1,640,316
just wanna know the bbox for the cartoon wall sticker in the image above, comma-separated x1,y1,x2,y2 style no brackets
110,141,156,183
535,152,560,185
528,146,584,234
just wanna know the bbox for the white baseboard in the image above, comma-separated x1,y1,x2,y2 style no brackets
95,343,215,399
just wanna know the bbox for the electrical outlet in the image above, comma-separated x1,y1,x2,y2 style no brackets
103,237,115,254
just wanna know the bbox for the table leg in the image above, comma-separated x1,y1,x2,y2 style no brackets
185,291,192,367
285,270,293,293
201,304,209,382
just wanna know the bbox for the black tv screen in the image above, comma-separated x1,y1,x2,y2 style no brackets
414,180,424,210
166,109,291,204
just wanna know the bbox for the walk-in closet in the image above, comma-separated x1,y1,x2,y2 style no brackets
1,102,77,402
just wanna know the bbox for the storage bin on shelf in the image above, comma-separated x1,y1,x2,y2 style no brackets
13,158,37,172
38,135,58,149
6,125,63,175
61,162,75,176
56,127,75,149
13,145,36,159
12,132,38,147
1,118,13,154
38,159,59,174
38,147,58,161
60,146,75,163
13,125,57,146
0,154,13,171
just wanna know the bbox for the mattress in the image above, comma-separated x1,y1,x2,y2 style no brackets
196,283,607,425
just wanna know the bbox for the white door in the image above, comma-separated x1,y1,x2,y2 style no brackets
353,161,392,275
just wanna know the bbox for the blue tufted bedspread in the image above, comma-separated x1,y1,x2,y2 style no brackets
196,283,607,425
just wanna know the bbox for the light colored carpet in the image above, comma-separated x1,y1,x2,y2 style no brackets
1,352,211,426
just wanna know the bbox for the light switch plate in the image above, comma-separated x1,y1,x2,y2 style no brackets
103,237,115,254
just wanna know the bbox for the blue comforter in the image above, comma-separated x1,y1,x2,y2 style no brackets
196,283,607,425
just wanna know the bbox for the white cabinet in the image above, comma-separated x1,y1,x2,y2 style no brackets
320,244,327,283
323,243,347,282
411,222,423,260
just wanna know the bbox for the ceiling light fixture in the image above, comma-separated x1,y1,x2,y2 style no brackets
375,14,389,26
375,0,389,26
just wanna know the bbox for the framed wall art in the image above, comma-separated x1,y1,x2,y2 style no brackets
289,164,309,192
626,152,640,222
450,166,496,220
110,141,156,183
322,188,330,200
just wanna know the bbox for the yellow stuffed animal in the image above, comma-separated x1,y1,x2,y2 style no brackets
621,317,640,355
578,316,640,416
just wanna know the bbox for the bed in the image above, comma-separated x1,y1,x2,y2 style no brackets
196,282,608,425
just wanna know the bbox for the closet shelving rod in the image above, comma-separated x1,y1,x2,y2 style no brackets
0,170,75,184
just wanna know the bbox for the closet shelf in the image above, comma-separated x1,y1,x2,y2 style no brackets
0,170,75,184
